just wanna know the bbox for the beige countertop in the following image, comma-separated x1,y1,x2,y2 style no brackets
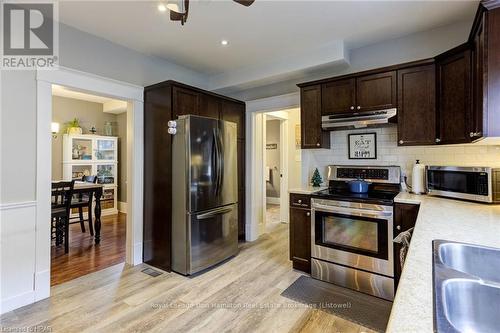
388,192,500,332
288,186,326,195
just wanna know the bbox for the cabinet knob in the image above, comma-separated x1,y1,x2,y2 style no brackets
399,140,404,145
298,199,302,204
350,106,354,110
316,143,320,147
470,132,475,138
357,106,361,110
435,138,441,143
306,212,311,217
396,225,401,231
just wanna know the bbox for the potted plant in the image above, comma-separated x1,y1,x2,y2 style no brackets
66,118,82,135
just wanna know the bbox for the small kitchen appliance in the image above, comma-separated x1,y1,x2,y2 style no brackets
427,166,500,203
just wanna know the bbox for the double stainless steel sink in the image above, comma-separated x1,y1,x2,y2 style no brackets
433,240,500,333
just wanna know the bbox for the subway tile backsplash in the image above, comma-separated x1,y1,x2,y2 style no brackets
301,125,500,186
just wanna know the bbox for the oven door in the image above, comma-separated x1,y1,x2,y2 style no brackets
311,199,394,277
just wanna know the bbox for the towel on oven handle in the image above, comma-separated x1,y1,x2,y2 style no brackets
393,227,414,268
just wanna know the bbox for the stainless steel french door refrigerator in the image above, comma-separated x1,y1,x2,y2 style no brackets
171,115,239,275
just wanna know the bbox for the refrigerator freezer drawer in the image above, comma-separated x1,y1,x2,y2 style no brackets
172,203,239,275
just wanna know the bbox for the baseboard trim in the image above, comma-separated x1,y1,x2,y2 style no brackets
34,270,50,302
118,201,128,213
1,291,35,315
133,242,143,265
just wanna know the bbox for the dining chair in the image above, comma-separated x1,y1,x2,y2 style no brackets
70,175,97,236
51,180,75,254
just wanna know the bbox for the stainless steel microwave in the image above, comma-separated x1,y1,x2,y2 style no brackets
427,166,500,203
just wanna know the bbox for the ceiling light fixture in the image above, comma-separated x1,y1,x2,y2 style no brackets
166,0,185,14
221,40,229,46
158,3,167,12
167,0,255,26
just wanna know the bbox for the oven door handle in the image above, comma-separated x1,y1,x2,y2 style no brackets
313,203,392,219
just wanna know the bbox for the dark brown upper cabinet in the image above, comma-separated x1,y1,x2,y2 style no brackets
300,84,330,149
470,6,487,141
172,86,200,118
199,93,221,119
321,78,356,114
436,45,472,145
397,64,436,146
356,71,397,112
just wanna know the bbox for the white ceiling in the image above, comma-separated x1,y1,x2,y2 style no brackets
59,0,478,77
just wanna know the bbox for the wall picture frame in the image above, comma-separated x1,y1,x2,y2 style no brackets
348,132,377,159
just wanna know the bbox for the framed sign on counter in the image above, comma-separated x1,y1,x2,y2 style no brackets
348,132,377,159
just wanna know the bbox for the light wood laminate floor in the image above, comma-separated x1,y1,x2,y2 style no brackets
1,224,375,333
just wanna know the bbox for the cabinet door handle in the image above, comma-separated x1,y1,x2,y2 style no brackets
357,106,361,110
435,138,441,143
399,140,404,145
306,212,311,217
350,106,354,110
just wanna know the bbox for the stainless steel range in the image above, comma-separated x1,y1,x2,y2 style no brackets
311,165,401,301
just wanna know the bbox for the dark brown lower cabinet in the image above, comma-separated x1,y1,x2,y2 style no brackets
393,203,420,291
289,194,311,273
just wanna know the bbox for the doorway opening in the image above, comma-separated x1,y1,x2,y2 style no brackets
253,108,301,236
50,85,129,286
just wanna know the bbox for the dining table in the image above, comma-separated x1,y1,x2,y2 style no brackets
52,181,104,244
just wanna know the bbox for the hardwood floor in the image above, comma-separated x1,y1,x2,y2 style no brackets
51,213,126,286
3,223,374,333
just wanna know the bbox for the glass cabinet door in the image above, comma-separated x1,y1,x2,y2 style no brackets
71,164,93,180
95,139,116,161
71,138,93,161
96,164,116,184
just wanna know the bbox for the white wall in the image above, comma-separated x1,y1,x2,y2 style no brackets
301,127,500,187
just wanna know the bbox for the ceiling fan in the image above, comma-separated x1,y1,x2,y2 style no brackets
165,0,255,25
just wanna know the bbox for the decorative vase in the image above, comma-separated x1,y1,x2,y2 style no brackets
67,127,82,135
104,122,113,136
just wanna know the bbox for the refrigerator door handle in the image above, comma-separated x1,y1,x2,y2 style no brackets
196,206,234,220
217,127,224,195
212,129,219,195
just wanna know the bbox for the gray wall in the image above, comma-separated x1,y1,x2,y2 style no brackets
51,95,127,201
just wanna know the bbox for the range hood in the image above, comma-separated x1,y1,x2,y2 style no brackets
322,108,397,130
